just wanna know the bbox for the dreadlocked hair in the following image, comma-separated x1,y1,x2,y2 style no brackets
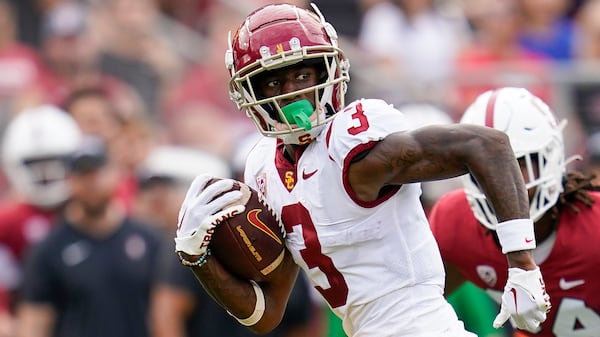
550,171,600,218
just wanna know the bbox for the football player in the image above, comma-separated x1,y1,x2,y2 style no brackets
429,87,600,337
174,4,550,336
0,105,82,335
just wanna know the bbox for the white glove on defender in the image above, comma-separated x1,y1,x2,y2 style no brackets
493,267,551,332
174,175,245,256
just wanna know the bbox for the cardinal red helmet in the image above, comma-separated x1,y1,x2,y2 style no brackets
225,3,350,144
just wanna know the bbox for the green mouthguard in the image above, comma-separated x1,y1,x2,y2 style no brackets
281,100,313,131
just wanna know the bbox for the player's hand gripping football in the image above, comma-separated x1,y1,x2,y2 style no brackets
174,175,245,258
493,267,551,332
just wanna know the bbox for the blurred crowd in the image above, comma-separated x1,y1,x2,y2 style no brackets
1,0,600,336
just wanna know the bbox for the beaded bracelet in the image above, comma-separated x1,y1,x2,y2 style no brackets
178,249,211,267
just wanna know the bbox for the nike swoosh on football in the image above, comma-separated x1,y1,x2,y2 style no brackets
302,169,318,179
247,209,282,245
559,278,585,290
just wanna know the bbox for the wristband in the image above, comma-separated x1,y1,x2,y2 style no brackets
229,280,265,326
178,249,211,267
496,219,536,254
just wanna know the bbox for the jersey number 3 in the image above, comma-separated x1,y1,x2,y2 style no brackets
282,203,349,308
346,102,369,135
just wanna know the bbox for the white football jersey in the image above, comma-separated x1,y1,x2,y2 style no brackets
245,99,475,337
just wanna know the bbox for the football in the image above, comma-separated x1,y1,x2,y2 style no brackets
208,179,286,282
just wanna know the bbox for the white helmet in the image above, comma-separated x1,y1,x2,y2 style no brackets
460,87,566,229
2,105,82,209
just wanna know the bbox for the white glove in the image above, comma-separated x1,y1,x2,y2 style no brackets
493,267,551,332
174,174,245,256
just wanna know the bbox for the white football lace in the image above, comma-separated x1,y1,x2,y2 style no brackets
257,191,286,239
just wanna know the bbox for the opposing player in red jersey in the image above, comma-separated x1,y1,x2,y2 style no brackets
173,4,550,336
430,87,600,337
0,105,82,334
